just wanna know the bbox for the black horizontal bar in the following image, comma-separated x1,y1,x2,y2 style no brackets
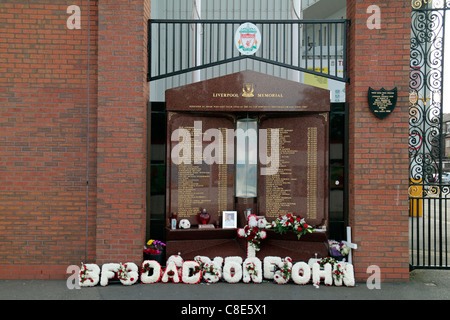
247,55,348,83
148,56,248,82
149,19,349,24
412,7,450,11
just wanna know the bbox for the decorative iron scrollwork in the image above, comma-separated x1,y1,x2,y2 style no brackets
412,0,432,10
413,0,450,9
409,8,445,186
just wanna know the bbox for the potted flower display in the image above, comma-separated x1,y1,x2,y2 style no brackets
143,239,166,264
328,240,350,261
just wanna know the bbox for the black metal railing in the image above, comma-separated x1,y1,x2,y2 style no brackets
147,19,349,82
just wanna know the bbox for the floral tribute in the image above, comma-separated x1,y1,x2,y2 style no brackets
194,256,223,284
238,225,266,252
273,257,293,285
328,240,350,258
242,257,263,283
140,260,162,284
117,263,139,286
80,254,355,287
237,214,267,258
77,215,355,288
268,213,313,239
79,263,100,287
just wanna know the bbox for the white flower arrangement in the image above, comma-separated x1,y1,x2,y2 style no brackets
201,263,221,283
79,263,100,287
166,254,183,278
291,261,311,285
161,261,180,283
78,254,355,287
263,256,282,280
273,257,293,285
222,256,243,283
140,260,162,284
100,263,120,286
311,258,334,286
181,261,202,284
242,257,263,283
194,256,223,284
117,262,139,286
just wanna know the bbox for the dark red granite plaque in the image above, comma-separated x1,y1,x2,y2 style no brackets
166,113,235,227
258,114,329,227
166,70,330,113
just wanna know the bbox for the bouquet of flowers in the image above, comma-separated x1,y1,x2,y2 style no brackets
144,239,166,255
241,225,265,251
268,213,314,239
328,240,350,257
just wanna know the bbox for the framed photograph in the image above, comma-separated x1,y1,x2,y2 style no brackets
222,211,237,229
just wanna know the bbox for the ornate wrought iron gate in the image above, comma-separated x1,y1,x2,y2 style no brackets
409,0,450,269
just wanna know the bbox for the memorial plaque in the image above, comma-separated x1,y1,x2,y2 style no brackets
368,87,398,119
166,70,330,113
166,113,235,227
165,71,330,259
258,114,329,227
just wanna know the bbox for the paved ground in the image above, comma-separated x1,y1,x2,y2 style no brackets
1,269,449,301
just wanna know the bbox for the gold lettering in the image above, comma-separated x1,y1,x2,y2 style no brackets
257,93,284,98
212,93,239,98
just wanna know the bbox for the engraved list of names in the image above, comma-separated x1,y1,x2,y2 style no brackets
264,127,298,218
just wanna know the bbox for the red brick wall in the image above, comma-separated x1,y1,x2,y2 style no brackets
346,0,411,281
0,1,98,279
96,0,150,265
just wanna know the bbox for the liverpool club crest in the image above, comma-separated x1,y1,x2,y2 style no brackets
242,83,255,97
235,23,261,55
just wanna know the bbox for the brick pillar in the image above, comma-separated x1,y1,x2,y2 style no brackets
97,0,150,265
346,0,411,281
